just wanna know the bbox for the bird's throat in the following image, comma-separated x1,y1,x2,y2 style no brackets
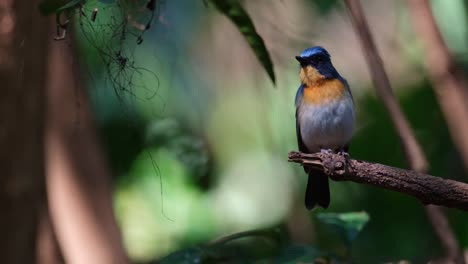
302,78,346,104
300,66,325,87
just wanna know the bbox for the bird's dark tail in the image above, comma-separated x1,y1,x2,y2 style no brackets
305,171,330,210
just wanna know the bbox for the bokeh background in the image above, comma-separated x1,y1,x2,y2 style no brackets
37,0,468,263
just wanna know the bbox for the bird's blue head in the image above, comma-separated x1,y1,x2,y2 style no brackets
295,46,339,80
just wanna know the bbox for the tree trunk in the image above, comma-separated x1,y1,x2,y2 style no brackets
0,0,49,262
44,34,129,263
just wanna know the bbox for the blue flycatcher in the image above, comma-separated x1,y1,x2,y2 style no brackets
295,46,355,210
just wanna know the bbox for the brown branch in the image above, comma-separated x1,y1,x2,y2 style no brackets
407,0,468,173
36,208,63,264
209,229,279,246
288,151,468,211
344,0,464,263
426,204,465,264
344,0,427,172
0,0,49,262
45,27,129,263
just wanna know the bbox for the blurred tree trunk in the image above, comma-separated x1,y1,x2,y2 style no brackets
44,33,129,263
0,0,49,263
36,208,63,264
407,0,468,174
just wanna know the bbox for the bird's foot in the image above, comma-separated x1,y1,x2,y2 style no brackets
337,149,351,166
320,148,333,154
337,149,349,157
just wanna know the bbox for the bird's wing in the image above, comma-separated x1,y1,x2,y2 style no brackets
339,76,354,105
295,108,309,154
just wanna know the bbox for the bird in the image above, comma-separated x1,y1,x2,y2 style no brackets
294,46,355,210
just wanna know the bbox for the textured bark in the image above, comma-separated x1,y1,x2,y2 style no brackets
36,209,63,264
0,0,49,262
289,151,468,211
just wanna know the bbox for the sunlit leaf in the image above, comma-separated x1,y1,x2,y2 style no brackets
316,211,370,245
116,148,216,260
210,0,276,85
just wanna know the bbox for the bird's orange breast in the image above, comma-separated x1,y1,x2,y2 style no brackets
302,79,346,105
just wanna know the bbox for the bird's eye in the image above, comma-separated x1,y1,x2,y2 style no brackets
311,54,323,63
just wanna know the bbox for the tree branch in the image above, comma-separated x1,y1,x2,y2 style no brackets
45,30,128,263
288,151,468,211
344,0,464,263
344,0,427,172
407,0,468,173
0,0,49,262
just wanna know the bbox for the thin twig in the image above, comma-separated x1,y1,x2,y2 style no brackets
288,151,468,211
209,229,279,247
344,0,464,263
344,0,427,172
407,0,468,173
426,205,465,264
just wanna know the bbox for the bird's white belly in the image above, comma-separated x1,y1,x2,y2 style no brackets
298,98,355,152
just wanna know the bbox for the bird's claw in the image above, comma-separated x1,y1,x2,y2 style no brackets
337,149,351,166
320,148,333,154
337,149,349,157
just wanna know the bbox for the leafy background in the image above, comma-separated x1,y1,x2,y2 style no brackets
43,0,468,262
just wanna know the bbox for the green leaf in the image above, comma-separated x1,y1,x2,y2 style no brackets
210,0,276,85
210,228,282,247
38,0,84,15
316,211,370,245
56,0,84,13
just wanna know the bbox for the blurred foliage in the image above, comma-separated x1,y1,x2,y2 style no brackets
160,228,335,264
316,212,370,246
431,0,468,54
348,80,467,263
115,148,216,260
271,245,329,264
210,0,276,84
309,0,340,15
68,0,468,263
160,244,331,264
145,119,212,185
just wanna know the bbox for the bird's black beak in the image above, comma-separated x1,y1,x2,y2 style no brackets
295,56,308,67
